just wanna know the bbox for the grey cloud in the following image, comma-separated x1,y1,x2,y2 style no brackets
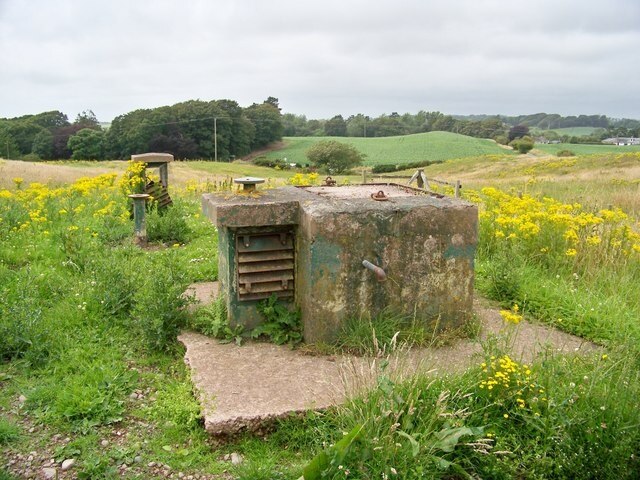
0,0,638,121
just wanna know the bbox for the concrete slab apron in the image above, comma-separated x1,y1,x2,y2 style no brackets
178,332,360,435
179,295,597,436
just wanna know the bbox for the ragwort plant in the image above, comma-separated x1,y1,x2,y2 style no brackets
468,185,640,345
0,172,213,438
132,250,192,352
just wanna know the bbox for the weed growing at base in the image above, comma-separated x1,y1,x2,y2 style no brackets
336,310,445,356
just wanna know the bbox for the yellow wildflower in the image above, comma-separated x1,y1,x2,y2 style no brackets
500,304,523,324
586,235,601,246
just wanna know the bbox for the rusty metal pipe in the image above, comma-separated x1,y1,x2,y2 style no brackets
362,260,387,282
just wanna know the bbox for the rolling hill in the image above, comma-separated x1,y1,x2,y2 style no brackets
259,132,514,166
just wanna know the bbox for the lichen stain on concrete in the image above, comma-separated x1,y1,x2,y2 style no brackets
309,235,342,281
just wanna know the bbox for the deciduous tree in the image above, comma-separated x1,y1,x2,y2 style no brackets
67,128,105,160
508,124,530,141
306,140,365,173
324,115,347,136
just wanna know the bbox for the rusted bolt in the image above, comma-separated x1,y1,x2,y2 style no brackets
362,260,387,282
371,190,388,201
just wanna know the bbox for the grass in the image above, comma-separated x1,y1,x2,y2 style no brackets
535,142,640,156
175,159,293,179
0,418,20,445
333,309,478,356
533,126,601,137
260,132,514,166
2,151,640,478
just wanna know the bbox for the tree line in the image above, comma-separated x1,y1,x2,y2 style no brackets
3,102,639,162
283,111,640,142
0,97,283,161
282,111,506,141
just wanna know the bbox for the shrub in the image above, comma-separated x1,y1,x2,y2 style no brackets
557,149,575,157
306,141,365,174
509,136,534,154
494,134,509,145
146,202,191,245
253,157,295,169
371,160,443,174
132,252,191,351
371,164,398,174
21,153,41,162
508,124,530,141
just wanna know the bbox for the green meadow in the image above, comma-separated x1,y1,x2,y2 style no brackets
261,131,514,166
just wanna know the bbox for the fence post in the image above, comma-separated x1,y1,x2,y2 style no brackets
455,180,461,198
128,194,150,246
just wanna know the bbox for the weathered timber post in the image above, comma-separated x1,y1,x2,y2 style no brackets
128,193,150,246
455,180,462,198
408,168,428,189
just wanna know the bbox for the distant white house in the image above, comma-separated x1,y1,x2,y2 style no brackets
602,137,640,146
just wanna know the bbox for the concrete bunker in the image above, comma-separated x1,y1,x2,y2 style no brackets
202,181,478,343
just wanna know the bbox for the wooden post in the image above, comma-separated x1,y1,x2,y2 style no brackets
128,194,150,246
158,163,169,188
214,117,218,162
455,180,461,198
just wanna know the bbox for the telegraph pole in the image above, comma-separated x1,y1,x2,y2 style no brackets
214,118,218,162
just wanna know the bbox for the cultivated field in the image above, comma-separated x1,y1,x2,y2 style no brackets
260,131,514,166
1,150,640,479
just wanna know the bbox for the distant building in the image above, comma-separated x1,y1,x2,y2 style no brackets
602,137,640,146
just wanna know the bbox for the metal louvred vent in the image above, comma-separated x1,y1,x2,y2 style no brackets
236,231,294,301
145,180,173,208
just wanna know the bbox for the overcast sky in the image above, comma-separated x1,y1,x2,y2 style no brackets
1,0,638,122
